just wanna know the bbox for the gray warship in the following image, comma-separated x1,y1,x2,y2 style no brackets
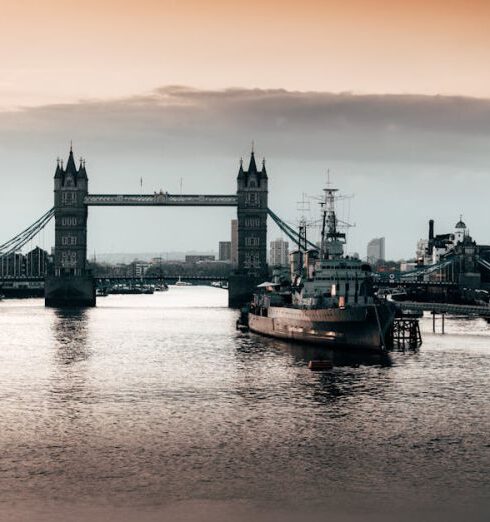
246,182,396,350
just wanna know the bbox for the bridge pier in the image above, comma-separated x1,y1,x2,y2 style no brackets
45,274,96,307
228,273,263,308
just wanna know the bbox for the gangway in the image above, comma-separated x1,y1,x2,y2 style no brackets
398,301,490,318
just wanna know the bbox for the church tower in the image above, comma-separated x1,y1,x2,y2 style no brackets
236,149,268,276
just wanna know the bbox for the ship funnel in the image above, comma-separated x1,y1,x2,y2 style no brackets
428,219,434,255
289,250,303,279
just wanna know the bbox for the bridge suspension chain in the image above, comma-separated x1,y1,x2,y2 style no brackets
267,208,318,251
0,207,55,259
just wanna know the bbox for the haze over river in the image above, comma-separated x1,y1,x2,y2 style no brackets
0,287,489,522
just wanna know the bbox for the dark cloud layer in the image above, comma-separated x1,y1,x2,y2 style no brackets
1,87,490,167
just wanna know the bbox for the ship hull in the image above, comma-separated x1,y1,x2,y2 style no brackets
248,303,395,350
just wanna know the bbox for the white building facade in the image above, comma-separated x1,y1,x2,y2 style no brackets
269,238,289,267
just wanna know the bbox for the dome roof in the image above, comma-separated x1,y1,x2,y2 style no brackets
455,215,466,229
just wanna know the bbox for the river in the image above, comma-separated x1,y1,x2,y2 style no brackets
0,286,489,521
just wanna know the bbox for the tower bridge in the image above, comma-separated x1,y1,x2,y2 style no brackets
7,146,488,309
0,146,274,308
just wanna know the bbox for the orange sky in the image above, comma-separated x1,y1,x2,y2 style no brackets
0,0,489,108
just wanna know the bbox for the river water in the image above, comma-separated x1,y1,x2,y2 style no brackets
0,287,489,522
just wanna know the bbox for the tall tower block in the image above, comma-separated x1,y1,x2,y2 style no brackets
45,146,95,307
229,150,269,307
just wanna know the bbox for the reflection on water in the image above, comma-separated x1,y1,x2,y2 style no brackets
234,334,395,406
0,288,489,522
52,308,90,364
253,334,394,367
49,309,91,420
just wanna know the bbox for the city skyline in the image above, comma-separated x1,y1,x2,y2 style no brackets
1,1,489,260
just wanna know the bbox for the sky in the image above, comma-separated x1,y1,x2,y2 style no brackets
0,0,489,259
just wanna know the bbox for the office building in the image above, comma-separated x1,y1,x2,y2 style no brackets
270,238,289,267
367,237,385,264
219,241,232,262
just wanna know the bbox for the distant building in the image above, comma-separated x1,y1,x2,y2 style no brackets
0,252,25,277
219,241,232,262
25,247,50,277
0,247,51,278
367,237,385,264
114,263,129,277
400,261,418,272
231,219,238,266
150,257,164,265
416,239,429,264
132,261,150,277
185,255,215,264
418,216,473,266
270,238,289,267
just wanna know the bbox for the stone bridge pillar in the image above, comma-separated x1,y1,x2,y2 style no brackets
45,147,95,307
228,150,269,307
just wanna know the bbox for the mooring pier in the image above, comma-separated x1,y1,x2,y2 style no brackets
397,301,490,334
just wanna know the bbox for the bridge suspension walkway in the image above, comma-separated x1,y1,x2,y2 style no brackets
0,208,54,260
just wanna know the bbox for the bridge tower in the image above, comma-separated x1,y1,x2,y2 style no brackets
228,150,269,307
45,146,95,307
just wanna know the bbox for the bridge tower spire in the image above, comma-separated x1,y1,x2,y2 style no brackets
45,145,95,307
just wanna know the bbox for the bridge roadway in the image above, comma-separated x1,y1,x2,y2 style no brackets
375,280,458,289
398,301,490,318
84,194,238,207
0,275,229,284
96,275,228,283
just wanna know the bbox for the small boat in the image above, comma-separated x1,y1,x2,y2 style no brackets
108,285,153,295
175,276,192,287
211,281,229,289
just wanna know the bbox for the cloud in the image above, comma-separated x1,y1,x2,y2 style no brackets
1,86,490,168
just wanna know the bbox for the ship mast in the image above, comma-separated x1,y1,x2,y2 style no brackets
320,175,346,260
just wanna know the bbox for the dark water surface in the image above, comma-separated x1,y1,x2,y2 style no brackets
0,287,489,522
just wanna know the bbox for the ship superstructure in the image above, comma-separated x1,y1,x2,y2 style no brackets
290,183,374,309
